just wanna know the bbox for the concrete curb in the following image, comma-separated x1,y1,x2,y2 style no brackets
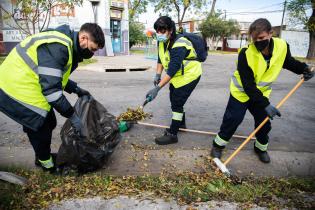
47,196,267,210
1,146,314,177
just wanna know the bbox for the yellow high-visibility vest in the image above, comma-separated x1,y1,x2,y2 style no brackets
230,38,287,102
0,31,73,117
159,37,202,88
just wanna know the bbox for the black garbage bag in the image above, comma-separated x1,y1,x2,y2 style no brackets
57,96,120,174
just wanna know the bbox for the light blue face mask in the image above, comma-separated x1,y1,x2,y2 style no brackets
156,33,168,42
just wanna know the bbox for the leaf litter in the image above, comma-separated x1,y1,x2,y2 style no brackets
1,156,314,210
117,107,152,121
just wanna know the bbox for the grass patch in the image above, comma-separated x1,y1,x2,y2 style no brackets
208,50,237,55
130,49,145,54
78,58,97,66
1,159,314,210
295,57,315,63
0,56,6,65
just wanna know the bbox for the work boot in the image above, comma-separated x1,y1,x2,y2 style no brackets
179,122,187,129
35,153,58,173
35,153,57,166
179,112,186,129
210,146,223,159
155,129,178,145
254,147,271,163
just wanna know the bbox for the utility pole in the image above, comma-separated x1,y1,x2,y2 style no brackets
279,0,287,38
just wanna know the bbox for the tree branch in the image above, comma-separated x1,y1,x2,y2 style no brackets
171,0,181,25
180,2,190,25
0,5,31,35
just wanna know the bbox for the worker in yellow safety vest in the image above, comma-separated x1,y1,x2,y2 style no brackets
210,18,314,163
144,16,202,145
0,23,105,173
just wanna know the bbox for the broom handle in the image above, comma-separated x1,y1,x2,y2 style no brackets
137,121,254,140
224,78,305,166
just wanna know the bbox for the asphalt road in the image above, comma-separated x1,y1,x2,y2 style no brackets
1,54,314,177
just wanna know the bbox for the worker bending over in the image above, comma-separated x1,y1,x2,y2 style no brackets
0,23,105,173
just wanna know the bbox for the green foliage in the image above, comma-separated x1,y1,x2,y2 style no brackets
287,0,315,58
129,20,146,48
130,49,145,54
199,13,240,39
150,0,208,26
199,12,239,50
287,0,312,30
128,0,149,20
78,58,97,66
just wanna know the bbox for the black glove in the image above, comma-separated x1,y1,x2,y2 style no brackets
265,104,281,120
303,66,314,81
146,86,161,102
153,73,161,86
69,112,85,136
75,86,91,97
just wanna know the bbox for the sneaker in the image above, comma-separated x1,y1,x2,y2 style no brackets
254,147,271,163
155,130,178,145
210,146,223,159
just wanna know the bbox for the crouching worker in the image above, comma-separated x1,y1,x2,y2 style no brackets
210,18,313,163
145,16,202,145
0,23,105,173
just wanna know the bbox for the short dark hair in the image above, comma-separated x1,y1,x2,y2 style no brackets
80,23,105,48
249,18,272,35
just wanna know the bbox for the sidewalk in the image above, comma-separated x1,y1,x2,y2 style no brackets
77,55,156,72
1,136,314,177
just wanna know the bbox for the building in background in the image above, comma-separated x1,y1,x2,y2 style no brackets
222,21,251,51
0,8,4,55
0,0,129,56
175,19,203,33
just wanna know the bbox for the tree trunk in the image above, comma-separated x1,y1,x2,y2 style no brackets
307,31,315,58
307,3,315,58
210,0,217,16
214,37,221,50
177,10,182,29
210,36,217,50
0,7,2,28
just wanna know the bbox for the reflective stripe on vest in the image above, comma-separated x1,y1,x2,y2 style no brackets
231,74,272,93
0,31,73,115
159,37,202,88
230,38,287,103
38,67,63,77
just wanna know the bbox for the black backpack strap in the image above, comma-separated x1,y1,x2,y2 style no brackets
174,34,195,75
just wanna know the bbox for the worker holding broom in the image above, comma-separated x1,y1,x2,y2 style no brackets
210,18,314,163
0,23,104,173
144,16,202,145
